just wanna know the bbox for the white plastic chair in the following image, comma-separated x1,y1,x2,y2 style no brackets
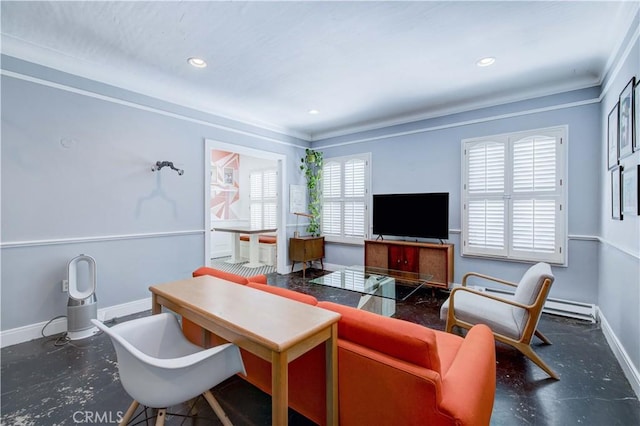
93,313,246,426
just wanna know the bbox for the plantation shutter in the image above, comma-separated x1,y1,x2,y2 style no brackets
263,170,277,228
250,169,277,229
250,172,262,228
344,159,366,238
464,141,507,256
510,135,559,260
322,154,370,242
462,127,565,264
322,161,341,235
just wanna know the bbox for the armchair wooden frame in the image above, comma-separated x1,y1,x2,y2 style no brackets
445,271,559,380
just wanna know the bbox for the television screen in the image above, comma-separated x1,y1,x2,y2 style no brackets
372,193,449,240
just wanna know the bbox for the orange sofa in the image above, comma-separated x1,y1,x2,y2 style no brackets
182,268,496,426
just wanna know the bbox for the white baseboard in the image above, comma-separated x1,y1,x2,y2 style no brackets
0,297,152,348
598,308,640,400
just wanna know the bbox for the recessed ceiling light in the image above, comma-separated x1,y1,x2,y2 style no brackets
476,57,496,67
308,109,320,115
188,57,207,68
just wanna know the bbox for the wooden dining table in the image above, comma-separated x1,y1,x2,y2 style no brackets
149,275,341,425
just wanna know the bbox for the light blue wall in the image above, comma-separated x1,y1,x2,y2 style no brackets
1,56,309,331
598,19,640,381
1,22,638,384
316,89,602,304
316,18,640,381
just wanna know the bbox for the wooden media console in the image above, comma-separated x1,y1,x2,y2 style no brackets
364,239,454,289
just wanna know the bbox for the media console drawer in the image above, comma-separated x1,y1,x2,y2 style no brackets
364,240,454,289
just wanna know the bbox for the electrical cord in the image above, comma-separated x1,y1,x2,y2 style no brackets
41,315,66,338
40,314,102,348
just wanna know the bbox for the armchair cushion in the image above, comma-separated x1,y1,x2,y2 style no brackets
514,262,554,306
440,291,521,339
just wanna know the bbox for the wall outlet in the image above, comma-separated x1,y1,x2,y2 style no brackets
61,279,68,293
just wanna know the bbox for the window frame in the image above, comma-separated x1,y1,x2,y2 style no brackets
461,126,568,265
321,152,371,245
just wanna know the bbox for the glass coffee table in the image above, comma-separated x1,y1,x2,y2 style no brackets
309,266,433,317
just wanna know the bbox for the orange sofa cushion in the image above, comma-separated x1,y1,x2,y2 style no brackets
239,234,277,244
246,282,318,305
191,266,267,285
318,301,441,372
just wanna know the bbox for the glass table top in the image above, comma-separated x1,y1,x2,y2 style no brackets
309,265,433,301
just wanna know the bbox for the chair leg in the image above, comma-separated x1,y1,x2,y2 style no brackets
445,318,455,333
119,400,139,425
516,342,559,380
535,329,552,344
187,397,199,416
155,408,166,426
203,390,233,426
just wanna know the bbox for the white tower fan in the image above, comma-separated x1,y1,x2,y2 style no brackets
67,254,99,340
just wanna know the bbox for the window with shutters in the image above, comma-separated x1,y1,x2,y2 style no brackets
250,169,277,229
462,126,567,264
321,153,371,244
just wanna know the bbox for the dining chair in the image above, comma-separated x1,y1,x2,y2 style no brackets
93,313,246,425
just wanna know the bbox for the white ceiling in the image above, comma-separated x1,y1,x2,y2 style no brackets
1,1,638,140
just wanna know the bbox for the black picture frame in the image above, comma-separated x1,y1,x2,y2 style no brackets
618,77,635,159
607,103,619,169
634,81,639,152
612,166,623,220
622,165,639,216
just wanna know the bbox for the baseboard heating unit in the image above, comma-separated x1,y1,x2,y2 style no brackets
471,286,596,323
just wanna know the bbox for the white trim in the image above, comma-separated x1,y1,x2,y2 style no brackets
599,22,640,100
0,70,309,146
460,126,568,265
204,139,289,275
313,13,639,142
314,99,597,149
568,234,600,242
3,12,636,146
313,88,599,142
97,297,152,322
598,236,640,260
0,230,204,249
0,297,152,348
322,152,372,243
598,307,640,400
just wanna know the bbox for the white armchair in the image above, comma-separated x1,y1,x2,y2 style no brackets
93,313,246,425
440,262,558,379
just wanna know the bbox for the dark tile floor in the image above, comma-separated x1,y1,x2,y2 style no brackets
2,269,639,425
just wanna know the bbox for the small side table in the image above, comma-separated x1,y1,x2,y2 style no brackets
289,236,325,278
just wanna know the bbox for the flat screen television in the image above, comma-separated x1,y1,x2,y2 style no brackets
372,192,449,240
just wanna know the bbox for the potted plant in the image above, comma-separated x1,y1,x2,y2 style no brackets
299,148,323,236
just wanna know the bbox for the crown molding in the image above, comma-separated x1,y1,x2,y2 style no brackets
0,35,312,142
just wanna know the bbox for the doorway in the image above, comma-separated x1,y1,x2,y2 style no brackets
203,139,287,275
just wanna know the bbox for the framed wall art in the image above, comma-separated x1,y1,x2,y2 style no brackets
608,103,619,169
618,77,635,159
622,164,639,216
634,80,639,152
611,166,623,220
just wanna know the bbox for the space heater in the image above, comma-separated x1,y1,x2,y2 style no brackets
67,254,99,340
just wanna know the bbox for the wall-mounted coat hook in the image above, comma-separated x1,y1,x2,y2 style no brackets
151,161,184,176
